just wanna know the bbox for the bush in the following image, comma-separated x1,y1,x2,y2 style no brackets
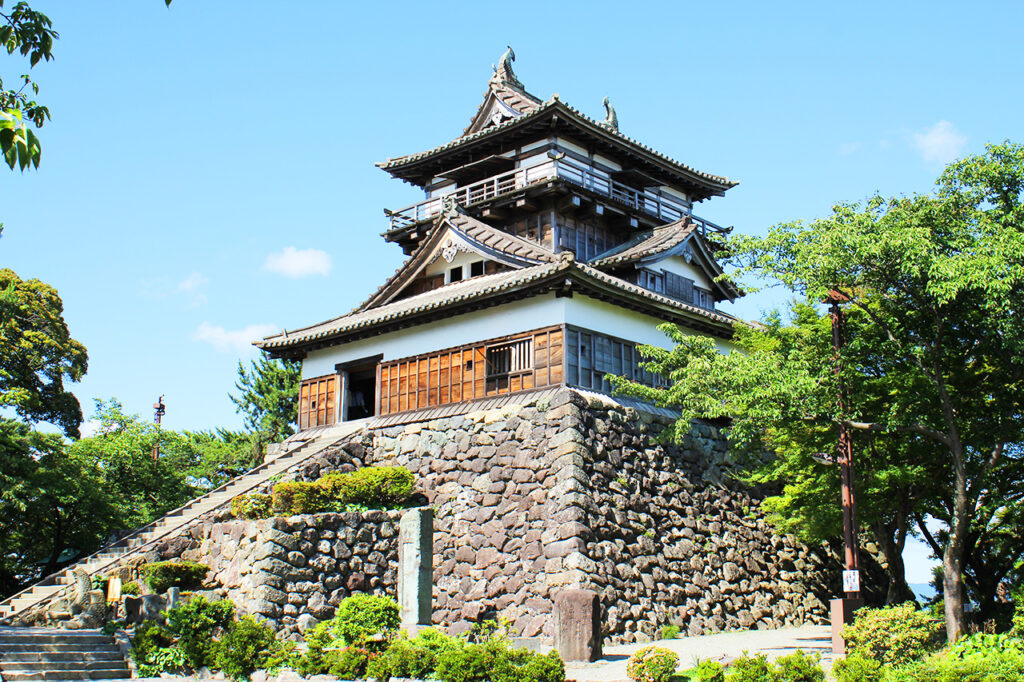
687,659,724,682
494,649,565,682
626,645,679,682
326,646,374,678
331,593,401,647
724,652,772,682
660,624,681,640
230,493,273,519
898,647,1024,681
130,620,174,669
434,640,506,682
333,466,415,507
140,560,209,593
831,653,885,682
271,480,324,515
366,628,465,681
215,615,278,681
138,645,189,677
165,596,236,669
120,580,140,596
842,603,943,666
771,650,825,682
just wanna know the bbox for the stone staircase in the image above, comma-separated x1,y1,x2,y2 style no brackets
0,628,131,680
0,421,367,624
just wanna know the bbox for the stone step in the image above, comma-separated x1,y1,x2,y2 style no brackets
0,649,123,660
0,634,116,646
0,643,121,654
0,659,129,671
0,669,131,680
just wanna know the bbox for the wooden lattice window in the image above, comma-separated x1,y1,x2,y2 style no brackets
299,375,336,430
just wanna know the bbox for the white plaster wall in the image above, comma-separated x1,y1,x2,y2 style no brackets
518,151,551,170
423,250,485,279
593,153,623,172
302,292,735,380
555,137,589,158
563,295,736,354
301,295,568,379
520,140,549,154
650,254,714,291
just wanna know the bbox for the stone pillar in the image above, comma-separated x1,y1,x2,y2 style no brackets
398,507,433,634
553,588,602,662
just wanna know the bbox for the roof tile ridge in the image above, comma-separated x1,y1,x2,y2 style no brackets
448,210,557,262
575,262,737,324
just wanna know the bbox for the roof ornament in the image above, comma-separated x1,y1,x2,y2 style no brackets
441,194,460,213
489,45,524,90
600,96,619,132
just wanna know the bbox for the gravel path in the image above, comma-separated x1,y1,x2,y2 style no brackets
566,624,835,681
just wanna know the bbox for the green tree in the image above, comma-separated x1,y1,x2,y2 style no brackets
614,142,1024,641
0,420,121,593
0,268,88,437
230,355,300,451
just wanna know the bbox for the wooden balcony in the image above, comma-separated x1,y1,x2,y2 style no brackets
384,156,729,236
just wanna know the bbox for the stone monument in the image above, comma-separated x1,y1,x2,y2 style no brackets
398,507,433,634
553,588,602,662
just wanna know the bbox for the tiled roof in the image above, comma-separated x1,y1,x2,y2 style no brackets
257,253,736,352
589,217,697,267
377,98,735,191
356,209,555,312
445,210,555,263
462,83,543,136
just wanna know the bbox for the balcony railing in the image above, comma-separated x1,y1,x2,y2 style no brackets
384,156,729,236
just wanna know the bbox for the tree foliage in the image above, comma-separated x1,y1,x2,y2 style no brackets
230,355,300,450
0,268,88,437
614,142,1024,641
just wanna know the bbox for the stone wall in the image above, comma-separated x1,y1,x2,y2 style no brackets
160,510,407,639
289,388,867,643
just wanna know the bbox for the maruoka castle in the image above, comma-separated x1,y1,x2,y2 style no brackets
2,50,871,646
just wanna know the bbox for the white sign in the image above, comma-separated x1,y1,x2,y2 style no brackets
843,570,861,593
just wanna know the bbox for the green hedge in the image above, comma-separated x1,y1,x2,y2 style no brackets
140,560,209,593
257,466,416,518
230,493,273,519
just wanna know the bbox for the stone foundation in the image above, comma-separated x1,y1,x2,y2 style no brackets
289,388,871,643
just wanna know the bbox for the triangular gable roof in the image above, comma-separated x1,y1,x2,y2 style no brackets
463,83,543,137
257,252,737,356
590,217,741,301
357,208,555,311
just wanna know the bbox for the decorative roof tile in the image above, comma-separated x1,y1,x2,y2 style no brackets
257,253,736,353
589,217,697,267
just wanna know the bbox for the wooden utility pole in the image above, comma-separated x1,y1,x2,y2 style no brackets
827,292,863,653
152,396,166,462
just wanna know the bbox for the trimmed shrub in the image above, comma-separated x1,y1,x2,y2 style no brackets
230,493,273,519
660,624,681,640
724,652,771,681
898,647,1024,681
326,646,374,678
626,645,679,682
687,659,724,681
332,593,401,646
434,640,507,682
842,603,943,666
365,629,464,681
494,649,565,682
331,466,415,508
140,560,209,593
831,654,886,682
165,595,235,669
215,615,278,681
771,650,825,682
271,480,324,515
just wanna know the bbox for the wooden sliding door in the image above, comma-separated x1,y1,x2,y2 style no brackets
298,375,336,430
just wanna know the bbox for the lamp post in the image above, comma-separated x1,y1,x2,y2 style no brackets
152,396,166,462
826,291,863,653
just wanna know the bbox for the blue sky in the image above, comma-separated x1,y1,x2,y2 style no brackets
4,1,1022,582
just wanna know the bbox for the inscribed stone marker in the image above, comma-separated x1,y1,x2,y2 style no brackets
553,588,602,662
398,507,433,634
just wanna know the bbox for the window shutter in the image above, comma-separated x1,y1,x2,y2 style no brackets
664,272,695,303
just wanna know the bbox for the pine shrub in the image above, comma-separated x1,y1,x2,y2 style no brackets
214,615,278,681
165,595,235,669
